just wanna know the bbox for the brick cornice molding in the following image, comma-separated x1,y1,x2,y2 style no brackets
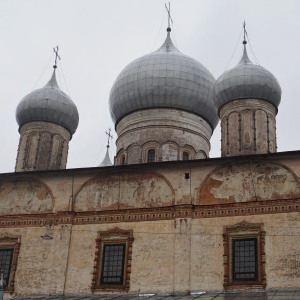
0,199,299,228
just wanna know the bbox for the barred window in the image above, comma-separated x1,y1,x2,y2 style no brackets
233,238,257,281
147,149,155,163
0,249,14,284
101,244,125,284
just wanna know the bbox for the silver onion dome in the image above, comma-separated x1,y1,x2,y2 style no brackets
16,69,79,136
98,146,113,167
215,44,282,112
109,30,218,129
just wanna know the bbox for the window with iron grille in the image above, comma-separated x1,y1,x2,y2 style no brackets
101,244,125,284
147,149,155,163
233,238,257,281
0,249,13,284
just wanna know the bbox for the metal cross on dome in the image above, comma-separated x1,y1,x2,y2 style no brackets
165,2,173,30
53,46,61,68
106,128,113,147
243,21,247,44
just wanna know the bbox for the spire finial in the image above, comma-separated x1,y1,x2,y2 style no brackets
238,21,252,65
53,46,61,69
243,21,247,45
98,129,113,167
165,2,173,32
106,128,113,148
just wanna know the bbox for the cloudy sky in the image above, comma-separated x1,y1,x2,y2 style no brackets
0,0,299,173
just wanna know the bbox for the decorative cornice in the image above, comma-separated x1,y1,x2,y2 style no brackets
0,200,299,228
193,199,300,218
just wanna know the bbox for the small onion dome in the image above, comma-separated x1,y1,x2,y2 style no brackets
16,69,79,136
98,146,113,167
215,45,282,113
109,30,218,129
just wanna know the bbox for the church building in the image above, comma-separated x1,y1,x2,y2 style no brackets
0,19,299,298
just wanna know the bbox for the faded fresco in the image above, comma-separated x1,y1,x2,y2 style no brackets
0,178,53,214
74,171,175,211
198,161,300,205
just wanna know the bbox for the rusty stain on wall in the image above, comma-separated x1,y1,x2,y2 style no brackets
198,161,300,205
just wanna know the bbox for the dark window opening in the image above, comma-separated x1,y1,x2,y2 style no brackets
233,238,257,281
182,151,189,160
121,155,125,165
0,249,13,284
101,244,125,285
147,149,155,163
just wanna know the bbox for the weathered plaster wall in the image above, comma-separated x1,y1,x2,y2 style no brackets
1,226,71,296
5,213,300,296
189,213,300,291
60,221,176,295
1,153,300,296
7,155,300,215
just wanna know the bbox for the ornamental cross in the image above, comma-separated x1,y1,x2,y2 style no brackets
53,46,61,66
243,21,247,44
106,129,113,147
165,2,173,29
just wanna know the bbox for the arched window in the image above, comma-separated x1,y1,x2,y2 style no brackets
182,151,189,160
147,149,155,163
120,155,125,165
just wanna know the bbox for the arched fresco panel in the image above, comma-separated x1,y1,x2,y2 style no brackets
0,178,54,214
74,171,175,211
198,161,300,205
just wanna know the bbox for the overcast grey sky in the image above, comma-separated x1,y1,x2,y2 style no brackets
0,0,299,173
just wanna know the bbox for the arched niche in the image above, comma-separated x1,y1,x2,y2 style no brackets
0,177,54,214
197,161,300,205
74,170,175,211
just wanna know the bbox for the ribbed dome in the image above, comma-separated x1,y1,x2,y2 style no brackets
16,69,79,136
109,31,218,129
215,45,282,112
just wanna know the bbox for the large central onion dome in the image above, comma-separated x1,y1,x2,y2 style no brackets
215,44,282,112
109,29,218,129
16,69,79,136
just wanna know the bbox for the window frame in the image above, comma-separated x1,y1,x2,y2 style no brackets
223,221,266,290
147,149,156,163
0,235,21,294
182,151,190,161
92,227,134,292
